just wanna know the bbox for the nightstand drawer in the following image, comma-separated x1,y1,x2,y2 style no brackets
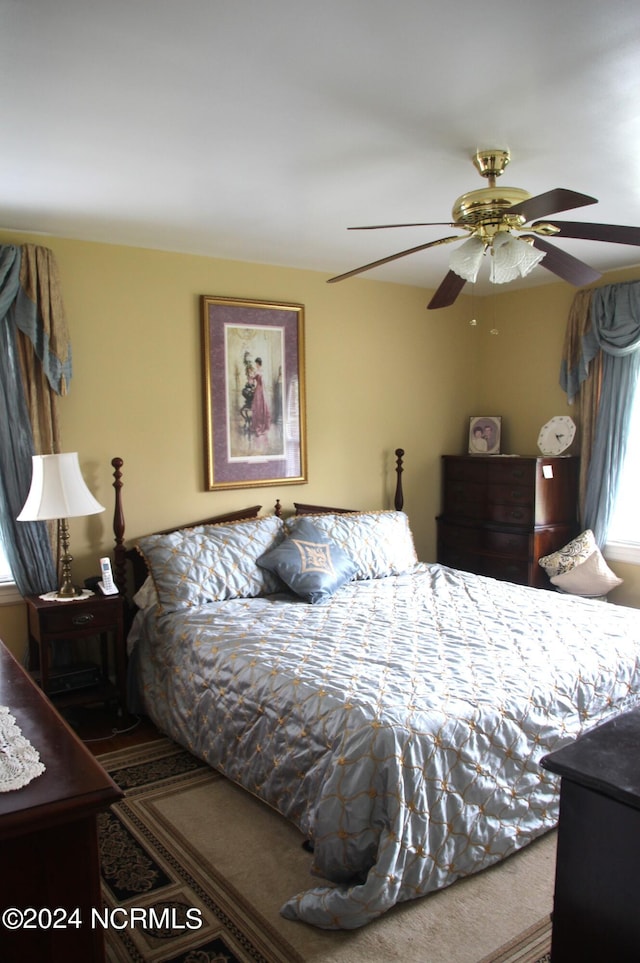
33,598,121,636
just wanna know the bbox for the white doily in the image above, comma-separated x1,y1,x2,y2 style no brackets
39,589,94,602
0,706,46,792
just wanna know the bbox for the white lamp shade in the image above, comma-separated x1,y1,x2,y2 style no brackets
490,233,546,284
449,236,485,282
17,453,105,521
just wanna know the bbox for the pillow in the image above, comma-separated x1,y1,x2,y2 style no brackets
538,530,597,577
137,515,284,611
257,517,358,604
132,576,158,610
284,510,417,580
550,547,623,597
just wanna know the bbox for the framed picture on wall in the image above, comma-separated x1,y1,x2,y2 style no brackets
201,296,308,490
468,416,502,455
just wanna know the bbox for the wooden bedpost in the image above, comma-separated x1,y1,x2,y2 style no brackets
111,457,127,595
394,448,405,511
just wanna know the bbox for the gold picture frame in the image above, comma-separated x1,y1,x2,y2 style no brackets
201,296,307,490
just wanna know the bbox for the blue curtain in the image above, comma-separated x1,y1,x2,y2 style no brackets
562,280,640,545
0,244,70,595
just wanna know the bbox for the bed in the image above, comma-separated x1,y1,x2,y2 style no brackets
109,453,640,930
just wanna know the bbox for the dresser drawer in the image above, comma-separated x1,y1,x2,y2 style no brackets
484,530,531,558
438,520,483,552
487,483,533,508
487,504,534,527
444,458,488,482
484,556,530,584
487,461,534,485
443,482,485,518
438,546,483,575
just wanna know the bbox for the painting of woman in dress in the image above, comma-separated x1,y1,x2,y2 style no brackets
202,294,306,490
250,357,270,435
225,324,285,460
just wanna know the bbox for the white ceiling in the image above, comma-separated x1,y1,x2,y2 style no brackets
3,0,640,296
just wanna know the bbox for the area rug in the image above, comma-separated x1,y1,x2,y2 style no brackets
97,738,554,963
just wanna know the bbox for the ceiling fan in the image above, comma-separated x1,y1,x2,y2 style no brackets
327,149,640,309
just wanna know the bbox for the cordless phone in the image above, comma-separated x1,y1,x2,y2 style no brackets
98,556,118,595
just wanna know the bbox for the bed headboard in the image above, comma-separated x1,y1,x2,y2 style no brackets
110,457,271,597
110,447,405,598
295,448,405,516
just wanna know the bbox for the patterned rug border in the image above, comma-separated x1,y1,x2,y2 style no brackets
478,915,551,963
98,738,552,963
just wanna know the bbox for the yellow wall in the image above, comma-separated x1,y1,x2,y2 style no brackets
0,230,638,657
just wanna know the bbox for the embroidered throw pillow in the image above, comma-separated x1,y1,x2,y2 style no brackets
257,517,358,604
538,530,597,577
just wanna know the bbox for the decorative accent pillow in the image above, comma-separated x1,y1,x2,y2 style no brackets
284,510,418,580
132,576,159,610
538,530,597,577
550,547,623,597
257,517,358,604
137,515,284,611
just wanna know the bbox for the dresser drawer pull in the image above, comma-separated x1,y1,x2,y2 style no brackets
508,509,526,521
72,613,95,625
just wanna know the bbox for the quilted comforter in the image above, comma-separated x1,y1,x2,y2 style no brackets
132,562,640,928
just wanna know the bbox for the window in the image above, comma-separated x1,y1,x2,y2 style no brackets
606,379,640,564
0,539,22,604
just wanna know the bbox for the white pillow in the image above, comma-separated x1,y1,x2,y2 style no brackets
550,548,623,597
133,576,159,610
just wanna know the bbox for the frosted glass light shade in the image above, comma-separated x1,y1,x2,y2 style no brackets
17,453,105,521
449,236,485,282
490,233,546,284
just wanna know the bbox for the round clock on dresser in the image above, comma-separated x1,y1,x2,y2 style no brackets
537,416,576,456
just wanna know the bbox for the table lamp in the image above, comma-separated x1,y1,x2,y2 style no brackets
17,452,105,599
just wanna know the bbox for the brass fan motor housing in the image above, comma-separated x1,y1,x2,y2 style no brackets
452,186,531,229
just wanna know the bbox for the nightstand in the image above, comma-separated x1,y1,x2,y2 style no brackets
25,592,126,714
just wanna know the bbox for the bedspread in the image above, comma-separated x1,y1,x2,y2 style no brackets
133,563,640,928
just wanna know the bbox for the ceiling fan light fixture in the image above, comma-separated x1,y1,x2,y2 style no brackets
448,235,485,282
490,232,546,284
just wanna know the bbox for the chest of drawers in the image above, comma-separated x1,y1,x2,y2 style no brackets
437,455,579,587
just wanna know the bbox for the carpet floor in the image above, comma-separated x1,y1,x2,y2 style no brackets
97,738,554,963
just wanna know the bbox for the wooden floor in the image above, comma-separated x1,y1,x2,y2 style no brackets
59,703,162,755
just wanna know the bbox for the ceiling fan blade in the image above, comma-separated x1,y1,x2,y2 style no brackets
327,234,463,283
348,221,460,230
509,189,598,223
526,236,602,286
532,220,640,247
427,270,467,309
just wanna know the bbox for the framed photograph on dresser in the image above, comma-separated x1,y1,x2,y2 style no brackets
468,416,501,454
201,296,307,491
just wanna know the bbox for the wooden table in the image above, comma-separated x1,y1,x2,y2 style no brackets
0,639,123,962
